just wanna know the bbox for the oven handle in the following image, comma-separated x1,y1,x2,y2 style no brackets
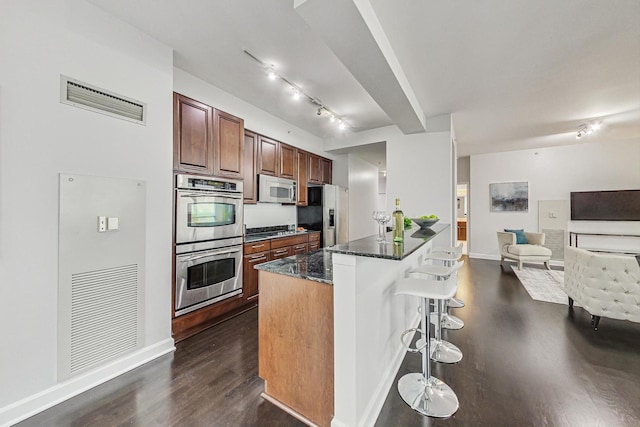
178,190,242,199
179,247,241,262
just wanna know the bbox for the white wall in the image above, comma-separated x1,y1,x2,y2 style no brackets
386,131,455,244
469,140,640,259
0,0,174,423
347,155,379,240
331,154,349,189
244,204,297,228
325,121,455,244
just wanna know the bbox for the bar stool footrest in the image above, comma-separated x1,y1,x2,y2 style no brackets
401,328,428,353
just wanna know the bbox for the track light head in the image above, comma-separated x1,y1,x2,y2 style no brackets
243,50,350,133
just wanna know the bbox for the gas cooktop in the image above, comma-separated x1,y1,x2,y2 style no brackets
245,225,297,239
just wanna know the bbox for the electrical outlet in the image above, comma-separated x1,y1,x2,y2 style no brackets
98,216,107,232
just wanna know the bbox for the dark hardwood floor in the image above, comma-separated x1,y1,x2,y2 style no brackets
17,258,640,427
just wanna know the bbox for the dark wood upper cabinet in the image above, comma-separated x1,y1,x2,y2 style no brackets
243,130,258,204
258,136,278,176
321,157,332,184
173,93,213,174
297,150,308,206
213,109,244,179
279,143,297,179
308,154,322,184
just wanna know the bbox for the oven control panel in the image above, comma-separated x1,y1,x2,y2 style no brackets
176,174,243,193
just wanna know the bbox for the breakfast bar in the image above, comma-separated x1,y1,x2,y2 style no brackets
256,224,451,427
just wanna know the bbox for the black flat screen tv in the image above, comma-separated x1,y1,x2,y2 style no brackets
570,190,640,221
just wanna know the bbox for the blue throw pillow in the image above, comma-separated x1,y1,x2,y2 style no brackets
504,229,528,244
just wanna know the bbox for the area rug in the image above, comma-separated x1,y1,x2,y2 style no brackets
511,266,575,306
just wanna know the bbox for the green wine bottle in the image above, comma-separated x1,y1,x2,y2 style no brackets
392,198,404,243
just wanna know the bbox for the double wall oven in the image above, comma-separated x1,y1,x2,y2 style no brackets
174,174,243,317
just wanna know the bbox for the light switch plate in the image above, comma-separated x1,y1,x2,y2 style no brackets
98,216,107,232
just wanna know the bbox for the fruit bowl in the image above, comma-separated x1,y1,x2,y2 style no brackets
411,217,439,229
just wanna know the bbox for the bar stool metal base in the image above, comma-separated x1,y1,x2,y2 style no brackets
417,338,463,364
431,312,464,330
398,373,459,418
448,298,465,308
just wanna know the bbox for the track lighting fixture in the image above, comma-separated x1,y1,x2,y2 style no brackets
576,122,601,140
243,49,349,131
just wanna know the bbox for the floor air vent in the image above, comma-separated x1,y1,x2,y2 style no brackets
60,75,146,124
70,264,139,374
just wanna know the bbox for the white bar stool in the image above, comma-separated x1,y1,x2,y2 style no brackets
422,251,465,330
395,276,459,418
425,244,465,309
409,261,464,364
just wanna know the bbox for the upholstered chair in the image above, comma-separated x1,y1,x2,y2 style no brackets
563,246,640,329
497,231,552,270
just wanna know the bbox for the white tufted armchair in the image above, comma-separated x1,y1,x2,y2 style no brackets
497,231,552,270
563,246,640,330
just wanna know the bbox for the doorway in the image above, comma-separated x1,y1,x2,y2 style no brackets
456,183,468,254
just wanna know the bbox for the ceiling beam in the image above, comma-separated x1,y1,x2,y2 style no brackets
295,0,426,134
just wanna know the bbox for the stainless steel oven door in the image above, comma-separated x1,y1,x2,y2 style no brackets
175,244,243,316
176,189,243,244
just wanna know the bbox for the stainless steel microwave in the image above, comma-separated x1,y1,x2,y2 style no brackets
258,174,296,204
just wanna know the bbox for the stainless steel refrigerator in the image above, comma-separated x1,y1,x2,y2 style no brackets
297,184,349,247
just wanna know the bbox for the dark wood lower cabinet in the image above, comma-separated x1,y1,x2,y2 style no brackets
457,221,467,241
171,293,251,342
173,233,319,341
271,247,292,260
243,250,271,303
292,243,308,254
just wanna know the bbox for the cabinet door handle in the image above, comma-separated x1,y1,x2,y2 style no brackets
249,256,267,263
274,249,288,254
251,243,265,249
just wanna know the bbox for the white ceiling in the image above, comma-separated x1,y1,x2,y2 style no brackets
89,0,640,159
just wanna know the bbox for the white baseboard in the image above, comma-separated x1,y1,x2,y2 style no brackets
0,338,175,427
468,252,500,261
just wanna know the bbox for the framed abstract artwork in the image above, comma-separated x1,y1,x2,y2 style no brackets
490,181,528,212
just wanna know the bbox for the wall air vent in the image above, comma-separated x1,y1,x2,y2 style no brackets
70,264,139,374
60,75,146,125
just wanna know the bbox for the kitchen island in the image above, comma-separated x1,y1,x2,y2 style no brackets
256,224,451,427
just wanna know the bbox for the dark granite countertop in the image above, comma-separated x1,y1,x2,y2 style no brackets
244,229,320,243
254,249,333,284
325,223,450,260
